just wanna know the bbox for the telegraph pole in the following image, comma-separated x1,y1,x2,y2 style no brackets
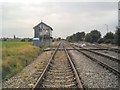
105,24,108,33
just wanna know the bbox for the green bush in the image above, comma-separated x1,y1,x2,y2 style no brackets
104,39,113,43
97,38,104,44
85,33,93,43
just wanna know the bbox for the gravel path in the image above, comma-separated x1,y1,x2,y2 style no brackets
2,51,52,88
69,50,119,88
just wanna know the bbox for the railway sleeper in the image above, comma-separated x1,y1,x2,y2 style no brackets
45,74,75,80
41,83,77,88
46,71,73,76
49,68,72,73
44,78,76,83
42,79,76,85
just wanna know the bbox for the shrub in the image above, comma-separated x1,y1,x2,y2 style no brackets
104,39,113,43
97,38,104,44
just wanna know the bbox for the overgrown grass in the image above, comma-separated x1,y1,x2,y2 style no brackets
2,41,42,80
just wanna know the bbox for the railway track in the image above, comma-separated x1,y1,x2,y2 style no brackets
85,44,120,54
71,44,120,77
74,44,120,63
32,43,83,89
96,44,120,53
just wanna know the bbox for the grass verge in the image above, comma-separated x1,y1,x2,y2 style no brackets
2,41,42,80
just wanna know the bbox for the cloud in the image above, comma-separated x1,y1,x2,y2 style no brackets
2,2,118,38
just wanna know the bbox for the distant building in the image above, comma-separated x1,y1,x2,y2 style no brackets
33,22,53,47
118,1,120,28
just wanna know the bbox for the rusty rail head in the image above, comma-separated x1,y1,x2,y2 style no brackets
32,43,61,90
63,44,84,90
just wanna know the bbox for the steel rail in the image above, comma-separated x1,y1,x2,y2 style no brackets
111,49,120,54
75,45,120,63
95,44,120,53
63,44,84,89
71,45,120,77
86,44,120,53
32,43,61,90
32,43,84,89
43,48,115,51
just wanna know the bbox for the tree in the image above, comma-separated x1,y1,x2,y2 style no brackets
28,39,32,42
90,30,101,42
21,38,25,42
104,32,114,40
66,30,101,43
97,38,104,44
81,32,85,40
14,35,16,39
77,32,85,41
85,33,93,43
85,30,101,43
104,39,113,44
75,32,83,42
72,34,76,42
66,32,85,42
57,37,61,41
66,34,73,42
103,32,115,44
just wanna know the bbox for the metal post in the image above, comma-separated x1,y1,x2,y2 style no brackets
105,24,109,49
49,31,50,47
118,2,120,27
105,24,108,33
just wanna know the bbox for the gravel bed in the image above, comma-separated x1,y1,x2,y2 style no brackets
69,50,119,88
80,50,119,71
2,51,52,88
74,45,119,71
92,50,119,60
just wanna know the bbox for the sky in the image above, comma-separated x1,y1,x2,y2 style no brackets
1,1,119,39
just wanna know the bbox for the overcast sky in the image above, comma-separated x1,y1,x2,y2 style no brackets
1,1,118,38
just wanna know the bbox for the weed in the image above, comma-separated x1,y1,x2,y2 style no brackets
34,63,43,69
2,41,42,80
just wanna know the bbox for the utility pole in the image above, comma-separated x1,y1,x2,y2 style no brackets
105,24,108,33
105,24,109,49
118,1,120,28
49,31,51,47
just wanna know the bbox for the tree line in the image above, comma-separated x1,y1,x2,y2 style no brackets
66,28,120,46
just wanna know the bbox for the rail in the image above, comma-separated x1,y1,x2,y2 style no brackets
32,43,61,89
32,43,84,89
63,45,83,89
71,45,120,77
